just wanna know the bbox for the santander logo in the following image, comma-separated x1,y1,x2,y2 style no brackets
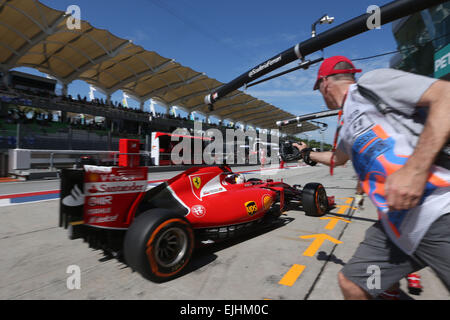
88,185,99,194
85,181,146,195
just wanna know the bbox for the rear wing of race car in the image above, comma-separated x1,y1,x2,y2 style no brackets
59,165,148,230
59,139,149,230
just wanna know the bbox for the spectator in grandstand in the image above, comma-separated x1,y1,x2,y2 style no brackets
293,55,450,299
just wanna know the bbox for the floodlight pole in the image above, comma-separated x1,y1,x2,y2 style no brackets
311,14,335,38
310,120,328,151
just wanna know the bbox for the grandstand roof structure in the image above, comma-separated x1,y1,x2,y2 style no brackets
0,0,318,134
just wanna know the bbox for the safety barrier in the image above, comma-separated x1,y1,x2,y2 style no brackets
8,148,149,171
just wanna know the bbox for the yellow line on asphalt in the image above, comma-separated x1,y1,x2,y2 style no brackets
319,216,352,230
279,264,306,287
70,221,84,226
335,204,357,214
300,234,343,257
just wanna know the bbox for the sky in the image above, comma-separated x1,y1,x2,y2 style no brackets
21,0,401,144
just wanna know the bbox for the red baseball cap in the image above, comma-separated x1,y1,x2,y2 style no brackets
313,56,362,90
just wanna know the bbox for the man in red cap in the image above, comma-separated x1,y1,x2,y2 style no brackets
294,56,450,299
312,55,362,90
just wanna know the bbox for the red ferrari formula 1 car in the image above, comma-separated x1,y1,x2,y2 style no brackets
59,161,334,282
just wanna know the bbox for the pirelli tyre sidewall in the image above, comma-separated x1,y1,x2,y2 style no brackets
124,209,194,282
302,183,328,217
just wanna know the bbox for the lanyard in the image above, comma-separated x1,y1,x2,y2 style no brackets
329,92,348,176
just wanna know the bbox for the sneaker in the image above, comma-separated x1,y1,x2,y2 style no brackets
355,194,364,208
407,273,423,295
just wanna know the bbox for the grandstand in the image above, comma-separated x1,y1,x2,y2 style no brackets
0,0,319,177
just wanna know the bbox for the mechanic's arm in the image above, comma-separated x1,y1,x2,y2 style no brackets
293,142,349,166
385,80,450,211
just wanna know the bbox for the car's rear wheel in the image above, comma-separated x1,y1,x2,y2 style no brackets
302,183,328,217
123,209,194,282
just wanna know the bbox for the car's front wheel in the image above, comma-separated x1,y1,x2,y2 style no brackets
123,209,194,282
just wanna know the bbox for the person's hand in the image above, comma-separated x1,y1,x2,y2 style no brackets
385,165,428,211
293,142,308,152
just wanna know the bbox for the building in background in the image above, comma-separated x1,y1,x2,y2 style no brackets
390,3,450,80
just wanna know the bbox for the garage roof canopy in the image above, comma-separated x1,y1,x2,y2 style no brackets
0,0,318,134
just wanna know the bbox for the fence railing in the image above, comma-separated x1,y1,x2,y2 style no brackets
8,148,151,171
0,123,133,151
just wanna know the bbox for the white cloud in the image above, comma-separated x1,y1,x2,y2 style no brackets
129,29,151,43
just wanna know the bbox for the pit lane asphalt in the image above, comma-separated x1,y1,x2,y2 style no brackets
0,164,448,300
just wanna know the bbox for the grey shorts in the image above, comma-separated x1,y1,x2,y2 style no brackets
341,213,450,298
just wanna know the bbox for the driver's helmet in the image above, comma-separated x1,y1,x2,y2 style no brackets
224,173,245,184
235,174,245,184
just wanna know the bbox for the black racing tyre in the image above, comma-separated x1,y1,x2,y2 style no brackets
123,209,194,282
302,183,328,217
67,224,83,240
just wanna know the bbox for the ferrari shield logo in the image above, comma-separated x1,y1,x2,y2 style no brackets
192,176,201,189
245,201,258,216
189,175,204,201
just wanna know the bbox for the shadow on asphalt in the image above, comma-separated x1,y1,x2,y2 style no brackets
326,210,378,224
317,250,346,266
89,215,296,281
182,216,295,277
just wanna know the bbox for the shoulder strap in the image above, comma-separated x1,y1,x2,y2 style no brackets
358,85,449,170
357,84,411,118
357,85,386,114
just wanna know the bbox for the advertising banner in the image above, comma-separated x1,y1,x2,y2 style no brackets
83,166,148,229
434,44,450,79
